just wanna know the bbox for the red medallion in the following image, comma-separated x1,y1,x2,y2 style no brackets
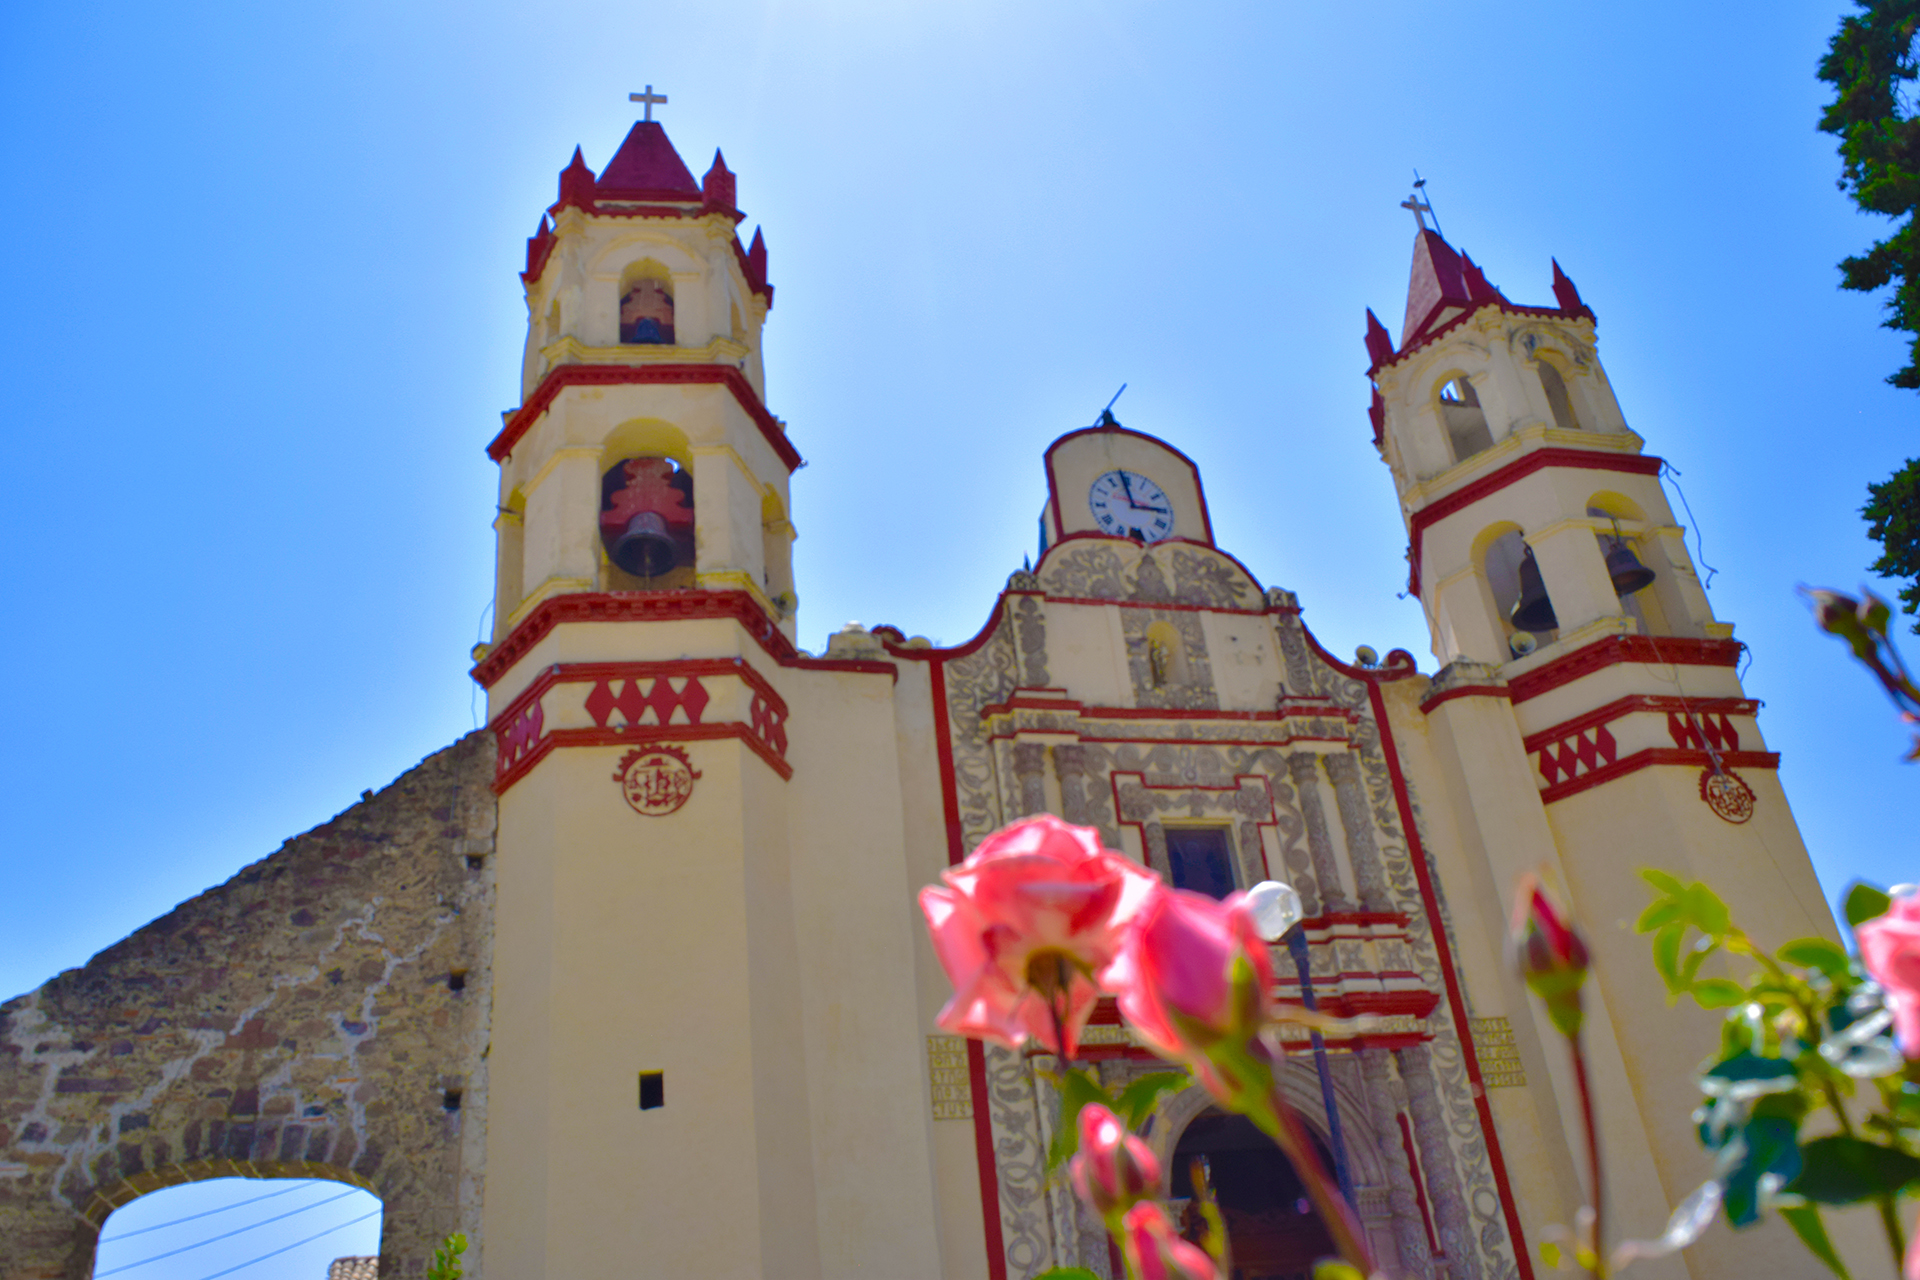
614,745,701,816
1699,767,1755,825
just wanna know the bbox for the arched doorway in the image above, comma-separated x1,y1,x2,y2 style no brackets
1170,1110,1335,1280
90,1175,381,1279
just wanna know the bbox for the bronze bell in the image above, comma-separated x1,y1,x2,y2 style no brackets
611,511,678,578
1605,539,1656,597
1511,548,1559,632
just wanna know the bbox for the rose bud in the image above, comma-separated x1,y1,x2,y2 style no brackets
1069,1103,1160,1220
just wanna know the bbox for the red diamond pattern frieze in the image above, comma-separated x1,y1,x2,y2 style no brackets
1668,712,1738,753
750,693,788,757
584,676,711,728
1535,725,1617,787
496,700,545,776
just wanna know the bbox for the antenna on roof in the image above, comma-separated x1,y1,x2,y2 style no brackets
1094,383,1127,428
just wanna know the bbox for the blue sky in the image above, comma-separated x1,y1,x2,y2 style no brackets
1,0,1913,1271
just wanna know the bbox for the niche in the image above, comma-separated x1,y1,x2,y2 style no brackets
1539,359,1581,431
619,260,676,345
1144,620,1189,688
1437,375,1493,461
601,457,695,589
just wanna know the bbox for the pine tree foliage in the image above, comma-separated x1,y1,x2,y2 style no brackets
1865,459,1920,629
1820,0,1920,388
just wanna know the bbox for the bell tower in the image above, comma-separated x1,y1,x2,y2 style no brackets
1366,216,1842,1279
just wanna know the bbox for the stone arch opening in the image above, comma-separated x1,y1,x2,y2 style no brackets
1535,357,1581,431
1434,374,1492,462
1585,494,1675,637
618,258,675,345
89,1167,381,1280
1170,1110,1335,1278
1476,525,1557,652
598,419,696,590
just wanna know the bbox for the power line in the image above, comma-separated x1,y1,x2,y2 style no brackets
191,1208,383,1280
98,1182,312,1243
93,1188,362,1276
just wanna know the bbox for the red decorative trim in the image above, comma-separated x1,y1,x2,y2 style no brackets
1404,449,1663,598
1507,634,1741,705
1366,678,1534,1276
965,1037,1005,1280
1041,425,1217,545
1369,298,1591,379
979,700,1359,726
1399,1112,1441,1256
1520,694,1754,756
1540,748,1777,806
1418,683,1511,713
486,364,801,471
473,590,898,689
495,722,792,793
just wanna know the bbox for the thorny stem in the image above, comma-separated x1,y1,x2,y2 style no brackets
1254,1079,1377,1277
1570,1033,1605,1279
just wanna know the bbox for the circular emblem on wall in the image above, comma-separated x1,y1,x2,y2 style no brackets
613,745,701,816
1699,767,1755,825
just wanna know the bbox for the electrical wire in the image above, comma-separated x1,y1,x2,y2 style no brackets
97,1182,310,1243
1659,460,1719,588
93,1188,361,1276
190,1207,383,1280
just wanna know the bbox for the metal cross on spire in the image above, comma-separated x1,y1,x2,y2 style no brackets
630,85,667,122
1400,170,1444,238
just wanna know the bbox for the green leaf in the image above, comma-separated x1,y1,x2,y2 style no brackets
1777,937,1853,980
1311,1263,1366,1280
1642,868,1687,896
1032,1270,1101,1280
1786,1135,1920,1205
1699,1049,1801,1099
1686,884,1732,938
1114,1070,1189,1129
1653,923,1685,994
1780,1204,1852,1279
1846,883,1893,930
1638,897,1685,933
1723,1115,1801,1226
1691,979,1749,1009
1045,1068,1113,1173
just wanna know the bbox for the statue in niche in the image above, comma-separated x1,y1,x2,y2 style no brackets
620,277,676,345
1148,633,1173,687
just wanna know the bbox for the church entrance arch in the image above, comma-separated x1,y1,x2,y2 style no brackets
88,1166,381,1280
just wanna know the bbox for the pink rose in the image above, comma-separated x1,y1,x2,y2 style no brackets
919,815,1158,1057
1120,1201,1220,1280
1069,1103,1161,1220
1510,876,1590,1040
1858,892,1920,1058
1105,886,1275,1065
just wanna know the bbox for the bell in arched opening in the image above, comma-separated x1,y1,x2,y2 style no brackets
1604,538,1656,597
600,457,695,581
1511,545,1559,632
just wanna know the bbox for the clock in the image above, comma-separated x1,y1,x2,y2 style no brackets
1088,470,1175,543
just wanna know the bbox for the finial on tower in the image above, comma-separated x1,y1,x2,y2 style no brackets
630,85,668,122
1400,171,1445,239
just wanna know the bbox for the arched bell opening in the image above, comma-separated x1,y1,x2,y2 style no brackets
1536,357,1583,432
1169,1110,1337,1279
600,456,695,590
761,489,795,616
1585,496,1681,637
1435,374,1492,463
493,486,527,637
89,1172,383,1279
617,258,676,346
1480,527,1558,656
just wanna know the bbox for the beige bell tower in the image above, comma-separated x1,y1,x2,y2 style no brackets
1366,215,1852,1279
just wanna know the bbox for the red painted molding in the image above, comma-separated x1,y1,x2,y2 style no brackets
1519,694,1755,755
1404,448,1663,598
1507,634,1741,705
486,363,801,470
1368,298,1591,379
1399,1113,1441,1256
1366,678,1534,1277
489,657,789,735
472,590,898,690
1418,683,1512,713
979,700,1360,726
494,721,792,793
1540,747,1778,806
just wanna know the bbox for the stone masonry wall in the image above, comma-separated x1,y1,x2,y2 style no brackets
0,732,496,1279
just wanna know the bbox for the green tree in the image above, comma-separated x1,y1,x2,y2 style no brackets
1820,2,1920,623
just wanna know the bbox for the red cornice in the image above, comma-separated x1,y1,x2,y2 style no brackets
1367,298,1590,379
1540,748,1778,805
1404,448,1663,598
1418,683,1512,714
486,364,801,471
487,657,788,736
1507,634,1741,705
1520,693,1756,755
472,590,897,690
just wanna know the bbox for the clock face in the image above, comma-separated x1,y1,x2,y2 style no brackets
1088,470,1175,543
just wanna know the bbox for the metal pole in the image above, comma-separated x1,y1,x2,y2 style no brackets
1287,928,1356,1206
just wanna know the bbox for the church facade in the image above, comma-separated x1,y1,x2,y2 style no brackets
0,115,1849,1280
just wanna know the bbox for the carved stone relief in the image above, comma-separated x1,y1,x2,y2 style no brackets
1121,609,1218,710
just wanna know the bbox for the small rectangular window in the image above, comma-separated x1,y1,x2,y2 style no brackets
1165,827,1235,900
639,1070,664,1111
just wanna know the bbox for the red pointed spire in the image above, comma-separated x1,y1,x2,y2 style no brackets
745,227,769,292
1364,309,1396,368
702,150,738,217
522,214,556,285
1551,259,1593,319
596,121,700,201
1401,229,1471,346
1369,386,1387,449
1459,252,1509,306
557,147,597,213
